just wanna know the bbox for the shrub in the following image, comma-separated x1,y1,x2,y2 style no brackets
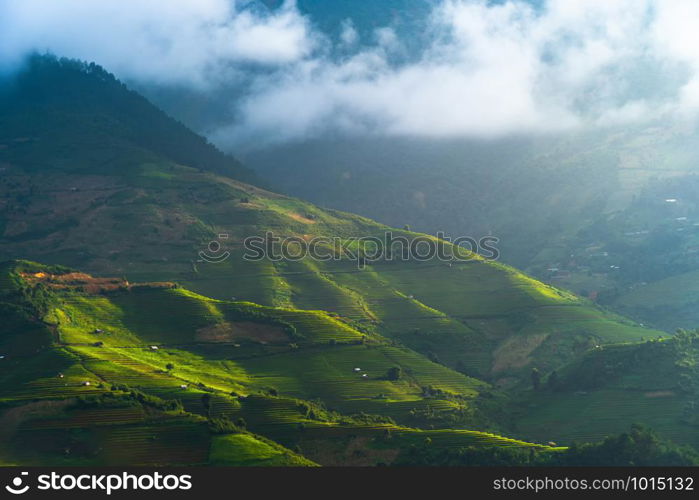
208,417,240,435
386,366,402,381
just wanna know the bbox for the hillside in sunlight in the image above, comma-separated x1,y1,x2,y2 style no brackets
0,260,559,465
0,57,657,387
1,55,690,466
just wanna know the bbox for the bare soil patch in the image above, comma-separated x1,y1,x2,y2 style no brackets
195,321,289,344
20,272,175,294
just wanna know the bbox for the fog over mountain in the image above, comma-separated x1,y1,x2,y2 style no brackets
3,0,699,149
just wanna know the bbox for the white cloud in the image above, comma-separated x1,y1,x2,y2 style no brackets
0,0,315,87
3,0,699,145
651,0,699,114
218,0,672,145
339,19,359,48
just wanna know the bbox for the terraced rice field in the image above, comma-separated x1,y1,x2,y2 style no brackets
1,352,106,401
95,420,211,465
20,406,146,430
517,389,691,447
210,433,316,466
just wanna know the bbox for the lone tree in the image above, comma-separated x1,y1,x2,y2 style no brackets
387,366,402,381
531,368,541,391
165,363,175,372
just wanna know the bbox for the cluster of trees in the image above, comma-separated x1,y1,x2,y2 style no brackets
75,388,183,412
293,398,395,427
0,54,258,183
208,417,247,435
559,424,699,466
386,366,402,381
397,425,699,466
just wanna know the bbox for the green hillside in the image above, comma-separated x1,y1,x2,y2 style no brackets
514,331,699,450
0,54,256,183
0,58,658,389
0,55,688,466
0,260,559,465
245,125,699,335
0,120,657,386
2,260,693,466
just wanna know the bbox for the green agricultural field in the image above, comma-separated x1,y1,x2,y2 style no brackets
210,434,316,466
0,120,658,387
0,260,562,465
515,334,699,450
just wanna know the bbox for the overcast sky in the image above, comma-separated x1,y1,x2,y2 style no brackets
2,0,699,147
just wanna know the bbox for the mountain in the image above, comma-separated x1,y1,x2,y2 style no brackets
0,58,654,382
115,0,699,335
0,54,257,184
0,55,693,465
244,122,699,333
243,134,619,266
